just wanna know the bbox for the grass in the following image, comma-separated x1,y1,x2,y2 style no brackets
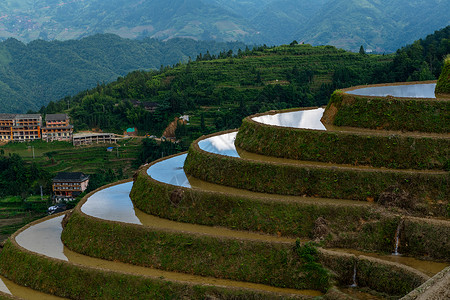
0,195,49,242
0,138,142,177
327,89,450,133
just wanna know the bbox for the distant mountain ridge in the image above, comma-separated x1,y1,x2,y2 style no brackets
0,34,246,113
0,0,448,52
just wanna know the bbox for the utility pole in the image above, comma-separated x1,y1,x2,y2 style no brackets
32,146,35,159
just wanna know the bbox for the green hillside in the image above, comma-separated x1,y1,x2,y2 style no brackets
39,43,392,145
0,34,246,113
38,26,450,147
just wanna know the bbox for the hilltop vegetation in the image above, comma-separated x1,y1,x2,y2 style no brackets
2,26,448,114
36,26,450,147
0,0,448,52
0,34,246,113
38,43,392,145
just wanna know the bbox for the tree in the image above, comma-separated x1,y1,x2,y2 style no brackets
359,45,365,55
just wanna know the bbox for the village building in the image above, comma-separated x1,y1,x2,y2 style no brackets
72,132,118,146
41,114,73,142
52,172,89,202
127,99,159,112
0,114,42,142
0,114,15,142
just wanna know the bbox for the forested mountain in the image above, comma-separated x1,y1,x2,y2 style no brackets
0,34,246,113
0,0,448,52
37,44,392,146
35,26,449,147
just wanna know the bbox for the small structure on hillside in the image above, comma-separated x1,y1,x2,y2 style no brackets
127,99,159,112
41,113,73,142
72,132,118,146
52,172,89,203
124,127,138,137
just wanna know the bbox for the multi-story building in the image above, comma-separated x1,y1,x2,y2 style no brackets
0,114,15,141
52,172,90,202
72,132,118,146
0,114,42,142
41,114,73,142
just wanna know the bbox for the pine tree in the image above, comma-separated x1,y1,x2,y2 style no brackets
359,45,365,55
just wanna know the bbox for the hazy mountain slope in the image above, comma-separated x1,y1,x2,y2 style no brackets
202,0,273,18
0,0,448,52
0,34,246,113
251,0,328,45
0,0,254,42
297,0,449,52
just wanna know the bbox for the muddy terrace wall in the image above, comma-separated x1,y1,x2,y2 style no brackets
132,162,450,261
131,159,380,239
183,139,449,215
0,212,306,300
63,187,430,297
235,114,449,170
322,83,449,133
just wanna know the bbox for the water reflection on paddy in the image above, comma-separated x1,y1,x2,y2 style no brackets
14,214,321,297
16,215,68,261
252,108,326,130
198,132,240,157
81,181,141,224
147,153,191,188
347,83,436,98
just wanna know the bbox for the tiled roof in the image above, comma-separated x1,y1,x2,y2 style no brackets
0,114,16,120
53,172,89,182
46,114,68,121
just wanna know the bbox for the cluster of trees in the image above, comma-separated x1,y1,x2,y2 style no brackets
0,34,247,113
33,26,450,183
0,153,51,199
39,43,390,141
373,26,450,83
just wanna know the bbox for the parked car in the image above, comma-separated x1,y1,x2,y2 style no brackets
47,203,68,215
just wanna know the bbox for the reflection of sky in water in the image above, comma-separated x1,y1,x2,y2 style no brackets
252,108,326,130
16,216,68,261
347,83,436,98
198,132,239,157
0,278,10,294
81,181,141,224
147,153,191,188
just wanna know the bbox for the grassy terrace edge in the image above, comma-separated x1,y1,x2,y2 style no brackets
62,180,431,297
185,134,449,216
436,57,450,96
131,156,450,260
0,211,307,300
322,81,450,133
235,109,449,171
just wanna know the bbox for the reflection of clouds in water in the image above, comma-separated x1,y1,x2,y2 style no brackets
252,108,326,130
16,216,68,261
0,278,11,294
198,132,240,157
347,84,436,98
82,182,141,225
148,154,191,188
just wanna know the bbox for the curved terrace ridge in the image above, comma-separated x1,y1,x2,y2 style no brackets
1,81,449,299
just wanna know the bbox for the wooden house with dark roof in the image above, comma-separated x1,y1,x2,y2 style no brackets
52,172,89,202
